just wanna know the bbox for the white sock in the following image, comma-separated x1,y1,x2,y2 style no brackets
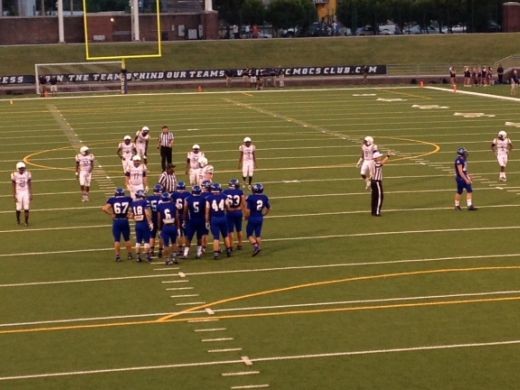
183,247,189,256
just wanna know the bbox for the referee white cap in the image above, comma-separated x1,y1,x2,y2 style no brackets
192,144,200,150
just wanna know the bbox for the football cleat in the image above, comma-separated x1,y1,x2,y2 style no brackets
252,246,261,257
454,205,462,211
226,247,232,257
467,205,478,211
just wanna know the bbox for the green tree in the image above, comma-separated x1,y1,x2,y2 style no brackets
240,0,265,26
267,0,316,32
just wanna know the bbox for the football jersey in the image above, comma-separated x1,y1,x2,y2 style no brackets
172,191,190,211
454,156,468,178
118,141,136,159
157,201,177,225
106,195,132,218
75,153,95,172
223,188,244,209
185,194,206,222
207,193,229,218
11,171,31,192
131,199,150,222
246,194,270,219
126,164,147,186
362,144,378,161
147,194,162,223
135,130,149,147
492,138,512,154
239,144,256,162
187,151,205,169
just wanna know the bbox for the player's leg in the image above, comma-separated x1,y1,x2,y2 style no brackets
498,154,507,181
183,224,194,258
161,230,172,265
361,162,371,190
210,220,221,259
465,184,477,210
252,221,263,256
112,221,122,261
221,221,232,257
121,220,133,260
135,224,143,261
235,214,243,250
454,180,464,210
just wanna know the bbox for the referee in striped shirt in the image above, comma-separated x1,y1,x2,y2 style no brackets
370,151,390,217
158,164,177,193
157,125,174,171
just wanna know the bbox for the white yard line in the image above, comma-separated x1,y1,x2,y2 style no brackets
1,338,519,381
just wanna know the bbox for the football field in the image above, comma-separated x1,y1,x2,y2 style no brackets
1,85,520,389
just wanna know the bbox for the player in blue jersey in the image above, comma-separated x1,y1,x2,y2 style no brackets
245,183,271,256
157,191,180,265
131,190,154,262
200,180,213,255
183,185,208,259
223,178,246,250
205,183,233,259
148,183,164,258
454,147,477,211
102,187,134,262
171,181,190,255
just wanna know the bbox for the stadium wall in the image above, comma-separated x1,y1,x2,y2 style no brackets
0,12,219,45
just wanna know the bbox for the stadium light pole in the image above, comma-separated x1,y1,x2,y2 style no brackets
57,0,65,43
131,0,140,41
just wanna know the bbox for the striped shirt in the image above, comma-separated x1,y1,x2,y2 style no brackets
159,131,174,148
371,162,384,181
158,172,177,192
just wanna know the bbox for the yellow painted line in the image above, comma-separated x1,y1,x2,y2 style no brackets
24,146,76,171
1,292,520,335
379,136,441,163
242,92,254,97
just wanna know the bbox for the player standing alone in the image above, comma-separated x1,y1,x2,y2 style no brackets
357,136,378,190
75,146,95,202
245,183,271,256
11,162,32,226
238,137,256,189
454,147,477,211
491,130,513,182
102,188,134,262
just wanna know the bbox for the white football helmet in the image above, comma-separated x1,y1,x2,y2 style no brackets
364,136,374,146
199,156,208,168
141,126,149,133
243,137,252,143
132,155,141,162
16,161,26,170
192,144,200,150
498,130,507,139
123,135,131,141
80,146,89,155
207,165,214,173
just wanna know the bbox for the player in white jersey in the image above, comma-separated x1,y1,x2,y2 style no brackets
117,135,137,172
125,155,149,199
11,162,32,226
238,137,256,189
198,157,214,184
185,144,205,185
491,130,513,181
356,136,378,190
134,126,150,164
75,146,95,202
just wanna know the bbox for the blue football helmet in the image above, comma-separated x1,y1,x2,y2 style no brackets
252,183,264,194
457,147,468,157
228,178,240,189
192,185,202,195
202,180,212,190
135,189,146,198
114,187,125,196
153,183,163,193
176,181,186,190
211,183,222,192
161,191,171,201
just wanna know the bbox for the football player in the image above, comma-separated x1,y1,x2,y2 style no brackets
171,181,190,255
245,183,271,256
131,189,153,262
491,130,513,182
102,188,133,262
223,178,246,250
11,161,32,226
117,135,137,172
205,183,233,259
356,136,378,190
183,185,207,259
75,146,95,202
148,184,164,258
125,155,148,199
238,137,256,189
186,144,205,185
157,191,179,265
200,180,213,254
454,147,477,211
134,126,150,164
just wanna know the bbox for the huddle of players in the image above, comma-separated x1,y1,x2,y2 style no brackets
102,178,270,264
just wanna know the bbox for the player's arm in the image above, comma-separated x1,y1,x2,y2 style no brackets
143,172,149,192
145,207,153,227
89,158,94,173
11,178,16,202
509,140,513,152
75,160,80,176
185,158,190,175
144,139,149,155
263,205,271,217
238,151,243,169
491,141,497,154
457,163,471,184
356,151,363,167
101,203,114,218
240,194,247,213
125,172,130,189
183,200,189,222
117,146,123,160
28,178,32,201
